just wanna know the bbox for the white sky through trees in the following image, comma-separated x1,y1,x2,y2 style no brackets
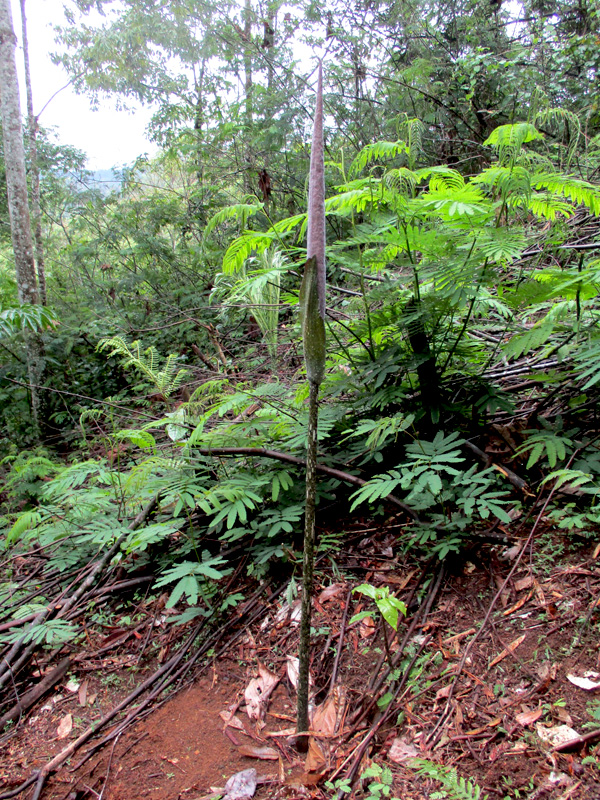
13,0,156,169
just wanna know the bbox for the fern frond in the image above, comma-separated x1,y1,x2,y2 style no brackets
326,187,377,215
484,122,543,150
98,337,188,397
531,173,600,215
222,230,274,273
349,140,408,177
203,202,263,240
535,108,581,165
524,193,574,220
411,758,488,800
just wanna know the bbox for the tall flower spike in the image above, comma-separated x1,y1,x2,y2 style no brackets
306,62,326,320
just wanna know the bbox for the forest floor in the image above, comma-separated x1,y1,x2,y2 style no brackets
2,518,600,800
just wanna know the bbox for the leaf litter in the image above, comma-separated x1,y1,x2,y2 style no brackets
2,524,600,800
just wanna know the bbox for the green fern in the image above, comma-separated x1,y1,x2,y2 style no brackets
222,230,274,273
98,337,188,398
203,201,263,240
484,122,543,165
411,758,488,800
514,429,573,469
349,140,409,177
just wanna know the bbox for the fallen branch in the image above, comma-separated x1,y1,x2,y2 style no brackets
0,656,70,731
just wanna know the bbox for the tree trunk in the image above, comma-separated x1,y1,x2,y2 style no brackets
0,0,43,434
243,0,253,193
19,0,46,305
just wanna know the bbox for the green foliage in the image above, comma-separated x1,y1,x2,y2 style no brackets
351,584,407,631
97,337,188,398
155,554,231,608
0,619,78,647
514,429,573,469
0,305,58,337
410,759,488,800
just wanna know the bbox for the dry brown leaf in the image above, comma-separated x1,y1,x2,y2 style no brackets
567,673,600,691
536,723,580,747
593,543,600,559
435,685,452,701
443,628,476,645
515,707,543,726
388,737,418,764
78,679,88,707
56,713,72,739
286,656,313,692
383,570,415,589
264,727,296,737
220,710,246,731
514,575,534,592
286,656,299,689
237,745,279,761
311,696,338,736
317,584,345,603
503,594,531,616
222,768,258,800
555,707,573,725
311,685,347,737
489,634,526,667
533,580,546,605
304,737,327,773
245,663,279,721
359,616,376,638
454,703,464,727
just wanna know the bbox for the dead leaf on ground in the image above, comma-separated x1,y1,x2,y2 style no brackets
536,723,580,748
237,745,279,761
78,679,88,707
305,736,327,773
286,656,313,693
380,570,415,589
489,634,526,667
435,685,452,701
56,713,73,739
515,707,543,726
388,737,419,764
245,662,279,720
503,593,531,616
514,575,534,592
359,616,376,638
222,768,257,800
220,710,246,731
567,673,600,691
311,684,347,736
317,583,345,603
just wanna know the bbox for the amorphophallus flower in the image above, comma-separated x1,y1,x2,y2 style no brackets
296,61,327,739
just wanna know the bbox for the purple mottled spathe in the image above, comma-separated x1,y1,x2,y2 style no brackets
306,62,326,320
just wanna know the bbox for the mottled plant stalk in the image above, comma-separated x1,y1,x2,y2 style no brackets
297,63,326,739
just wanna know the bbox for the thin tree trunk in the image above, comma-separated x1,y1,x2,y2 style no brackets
243,0,253,193
19,0,45,304
0,0,43,434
